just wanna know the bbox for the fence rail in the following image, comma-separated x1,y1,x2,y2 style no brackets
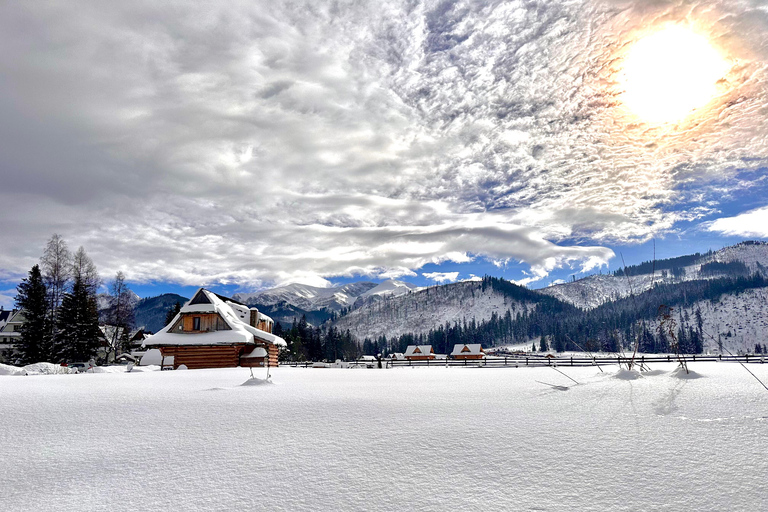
280,354,767,369
387,354,766,368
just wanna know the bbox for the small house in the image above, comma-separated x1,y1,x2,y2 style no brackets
450,344,484,360
142,288,286,370
404,345,436,360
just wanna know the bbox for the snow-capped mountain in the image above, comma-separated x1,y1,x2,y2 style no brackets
644,286,768,355
540,241,768,310
233,282,370,311
332,280,536,341
358,280,420,300
97,290,140,311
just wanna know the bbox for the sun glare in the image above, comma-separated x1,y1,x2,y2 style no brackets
621,26,729,124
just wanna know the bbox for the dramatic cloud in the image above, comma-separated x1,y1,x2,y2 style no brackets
1,0,767,290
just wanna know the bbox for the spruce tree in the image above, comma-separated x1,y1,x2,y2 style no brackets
57,273,103,363
164,301,181,326
15,265,51,364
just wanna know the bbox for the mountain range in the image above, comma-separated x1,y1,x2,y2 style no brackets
131,241,768,355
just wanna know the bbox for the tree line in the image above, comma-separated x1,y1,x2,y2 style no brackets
10,234,135,365
273,316,360,362
342,274,768,357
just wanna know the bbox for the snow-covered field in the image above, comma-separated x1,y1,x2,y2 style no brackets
2,363,766,511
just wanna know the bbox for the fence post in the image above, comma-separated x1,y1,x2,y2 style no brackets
570,357,573,367
526,357,528,366
746,354,749,363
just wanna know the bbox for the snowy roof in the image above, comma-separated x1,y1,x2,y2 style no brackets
144,288,286,348
451,344,484,356
0,310,25,332
405,345,434,357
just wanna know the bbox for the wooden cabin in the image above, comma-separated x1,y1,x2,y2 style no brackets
404,345,436,360
450,344,485,360
142,288,286,370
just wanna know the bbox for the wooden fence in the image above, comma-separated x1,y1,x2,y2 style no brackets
279,354,766,368
387,354,767,368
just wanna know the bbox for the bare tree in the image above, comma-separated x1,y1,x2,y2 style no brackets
105,271,135,362
72,246,101,296
40,234,72,314
40,234,72,351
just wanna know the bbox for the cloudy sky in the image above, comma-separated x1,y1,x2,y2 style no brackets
2,0,768,303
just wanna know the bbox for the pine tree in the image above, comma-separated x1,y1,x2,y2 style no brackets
164,301,181,326
15,265,50,364
539,335,549,352
57,273,103,362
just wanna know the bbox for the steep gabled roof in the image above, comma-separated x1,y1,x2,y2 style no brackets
451,344,484,356
404,345,435,357
144,288,286,347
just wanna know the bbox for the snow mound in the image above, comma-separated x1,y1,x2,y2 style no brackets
139,349,164,366
128,365,160,372
614,368,643,380
671,367,704,379
240,377,273,387
23,363,72,375
177,364,188,370
90,366,131,374
0,363,26,376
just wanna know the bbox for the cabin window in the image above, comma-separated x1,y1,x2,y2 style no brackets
193,317,201,331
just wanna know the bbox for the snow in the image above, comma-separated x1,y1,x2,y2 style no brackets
359,279,420,299
644,286,768,354
139,348,164,366
0,363,26,375
334,281,534,340
450,343,483,356
234,281,379,311
1,363,766,511
242,346,268,358
540,242,768,310
145,288,286,347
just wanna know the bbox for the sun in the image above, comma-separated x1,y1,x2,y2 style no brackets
621,26,729,124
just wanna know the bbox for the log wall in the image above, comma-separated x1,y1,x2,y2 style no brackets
160,344,244,369
159,343,280,369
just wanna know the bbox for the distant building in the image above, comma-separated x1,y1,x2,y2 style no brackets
450,344,484,360
404,345,436,360
142,288,286,369
0,309,23,363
